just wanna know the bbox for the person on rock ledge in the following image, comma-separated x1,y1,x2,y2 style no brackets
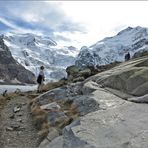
125,52,131,61
37,65,45,93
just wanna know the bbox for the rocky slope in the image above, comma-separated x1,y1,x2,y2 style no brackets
3,33,79,81
31,55,148,148
75,26,148,68
0,36,35,84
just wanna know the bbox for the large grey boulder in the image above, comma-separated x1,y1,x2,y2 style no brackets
72,95,100,116
34,87,68,105
62,88,148,148
90,56,148,96
71,102,148,148
66,65,79,75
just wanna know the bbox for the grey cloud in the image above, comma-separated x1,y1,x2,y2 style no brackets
53,34,72,42
0,1,87,33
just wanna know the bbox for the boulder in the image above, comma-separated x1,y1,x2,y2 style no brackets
34,82,83,106
40,102,61,111
61,87,148,148
73,77,85,82
79,68,91,78
133,50,148,59
72,95,100,116
66,65,79,77
70,102,148,148
34,87,68,105
47,111,69,126
92,58,148,96
66,82,83,97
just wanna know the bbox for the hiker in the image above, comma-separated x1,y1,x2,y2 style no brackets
37,66,45,93
2,90,7,97
125,52,130,61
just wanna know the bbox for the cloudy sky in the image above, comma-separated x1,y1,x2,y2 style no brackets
0,1,148,48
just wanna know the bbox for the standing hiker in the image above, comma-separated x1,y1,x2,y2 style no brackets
125,52,130,61
37,66,45,93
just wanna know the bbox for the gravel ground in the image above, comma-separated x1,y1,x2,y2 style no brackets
0,95,39,148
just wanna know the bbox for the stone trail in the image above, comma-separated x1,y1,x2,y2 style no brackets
0,94,39,148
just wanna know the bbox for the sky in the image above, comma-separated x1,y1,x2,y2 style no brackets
0,1,148,49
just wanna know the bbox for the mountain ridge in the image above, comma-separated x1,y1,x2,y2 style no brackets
2,32,79,82
1,26,148,83
0,35,35,84
75,26,148,68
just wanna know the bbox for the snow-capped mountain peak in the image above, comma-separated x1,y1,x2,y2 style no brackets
75,26,148,68
3,32,79,82
5,33,57,47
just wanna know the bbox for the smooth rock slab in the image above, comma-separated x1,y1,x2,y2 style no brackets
72,95,100,116
92,88,126,110
60,88,148,148
71,102,148,148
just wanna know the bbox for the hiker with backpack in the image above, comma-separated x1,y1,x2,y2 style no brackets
37,66,45,93
125,52,130,61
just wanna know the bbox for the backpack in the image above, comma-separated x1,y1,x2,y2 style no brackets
37,75,43,84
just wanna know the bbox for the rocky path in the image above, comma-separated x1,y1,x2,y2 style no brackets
0,93,39,148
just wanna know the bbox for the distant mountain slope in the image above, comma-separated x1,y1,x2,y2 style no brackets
3,33,79,81
75,26,148,68
0,36,35,84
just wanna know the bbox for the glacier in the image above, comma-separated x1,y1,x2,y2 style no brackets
3,32,79,82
